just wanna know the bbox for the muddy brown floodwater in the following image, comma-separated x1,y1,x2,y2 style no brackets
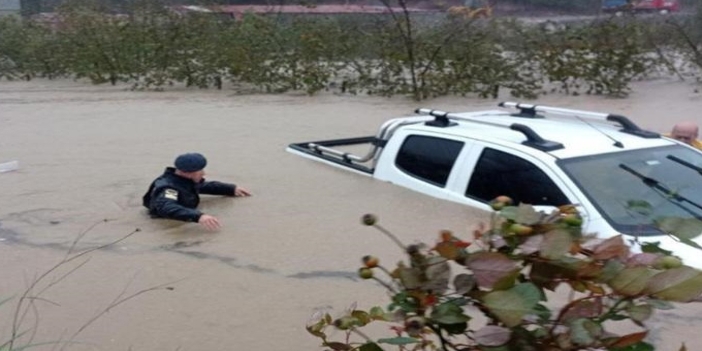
0,78,701,351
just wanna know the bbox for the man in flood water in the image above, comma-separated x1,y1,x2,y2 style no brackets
142,153,251,231
669,122,702,150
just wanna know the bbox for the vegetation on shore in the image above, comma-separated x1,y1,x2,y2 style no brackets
0,0,700,100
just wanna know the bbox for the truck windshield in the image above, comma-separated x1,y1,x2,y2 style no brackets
559,145,702,236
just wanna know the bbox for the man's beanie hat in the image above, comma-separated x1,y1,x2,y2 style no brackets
175,153,207,172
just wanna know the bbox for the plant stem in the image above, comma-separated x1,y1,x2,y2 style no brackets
373,277,398,293
373,224,406,250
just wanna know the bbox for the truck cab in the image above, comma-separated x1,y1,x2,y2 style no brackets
287,102,702,268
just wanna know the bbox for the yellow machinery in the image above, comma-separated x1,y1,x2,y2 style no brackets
447,0,493,19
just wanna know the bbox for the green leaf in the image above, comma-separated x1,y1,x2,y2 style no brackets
515,204,544,225
626,304,652,323
531,303,552,323
540,229,573,259
369,306,385,320
439,321,467,334
499,206,519,221
626,200,652,216
569,318,602,346
359,342,384,351
679,237,702,250
640,241,672,255
608,313,630,321
390,292,418,313
645,299,674,310
599,259,625,282
431,301,470,325
500,204,543,225
453,273,476,295
481,283,541,327
397,267,422,290
655,217,702,240
491,269,520,291
644,267,702,302
608,267,657,296
306,318,326,338
324,342,352,351
351,310,371,326
377,337,420,345
609,341,655,351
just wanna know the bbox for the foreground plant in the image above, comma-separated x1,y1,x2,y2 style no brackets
0,220,174,351
307,198,702,351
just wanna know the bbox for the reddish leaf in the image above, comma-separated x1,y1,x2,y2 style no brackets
434,241,461,260
466,252,519,289
518,234,544,255
472,222,486,241
627,253,660,267
592,235,630,260
424,256,450,294
584,281,606,295
560,298,603,322
455,240,472,248
607,331,648,348
474,325,511,347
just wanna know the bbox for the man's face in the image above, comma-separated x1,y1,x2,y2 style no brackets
672,128,698,145
177,169,205,183
190,169,205,183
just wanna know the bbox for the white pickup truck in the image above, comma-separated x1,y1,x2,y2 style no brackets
287,102,702,268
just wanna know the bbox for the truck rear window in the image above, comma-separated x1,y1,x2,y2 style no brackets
395,135,463,187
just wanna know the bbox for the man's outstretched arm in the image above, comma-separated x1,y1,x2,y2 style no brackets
200,181,251,197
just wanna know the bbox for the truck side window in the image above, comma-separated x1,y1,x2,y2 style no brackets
466,148,569,206
395,135,464,187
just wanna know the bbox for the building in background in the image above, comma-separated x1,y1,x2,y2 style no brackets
0,0,20,16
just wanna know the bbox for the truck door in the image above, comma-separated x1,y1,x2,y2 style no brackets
374,131,473,202
446,144,585,217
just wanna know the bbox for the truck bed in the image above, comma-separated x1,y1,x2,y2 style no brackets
286,136,385,175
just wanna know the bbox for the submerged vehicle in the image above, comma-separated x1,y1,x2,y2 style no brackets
602,0,680,14
287,102,702,268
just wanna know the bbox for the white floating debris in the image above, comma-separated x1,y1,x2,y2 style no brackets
0,160,19,173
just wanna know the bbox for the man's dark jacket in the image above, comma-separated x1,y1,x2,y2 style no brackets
142,167,236,222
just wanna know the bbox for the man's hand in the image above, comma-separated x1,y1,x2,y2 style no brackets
234,187,252,197
198,214,221,231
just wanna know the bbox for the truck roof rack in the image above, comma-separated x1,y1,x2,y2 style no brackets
419,109,458,127
499,102,660,139
415,108,564,152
